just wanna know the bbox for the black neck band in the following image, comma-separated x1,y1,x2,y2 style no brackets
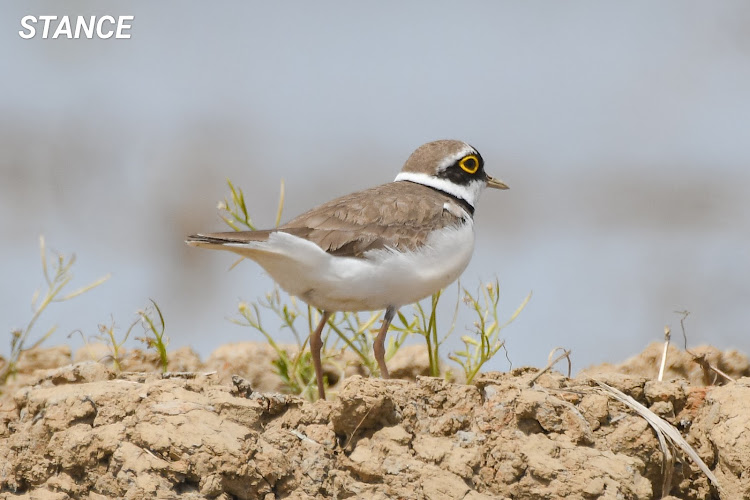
402,180,475,217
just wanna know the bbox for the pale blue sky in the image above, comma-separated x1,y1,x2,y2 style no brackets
1,2,749,371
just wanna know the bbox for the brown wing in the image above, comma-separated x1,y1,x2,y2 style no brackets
278,181,466,258
187,182,467,258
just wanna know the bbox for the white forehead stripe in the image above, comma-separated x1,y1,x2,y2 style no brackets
436,144,478,171
394,171,485,208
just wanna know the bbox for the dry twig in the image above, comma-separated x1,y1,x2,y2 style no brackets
675,310,735,384
528,347,571,386
658,326,671,382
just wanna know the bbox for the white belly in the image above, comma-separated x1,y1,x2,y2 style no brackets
230,221,475,312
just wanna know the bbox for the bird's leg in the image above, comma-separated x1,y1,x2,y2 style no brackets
310,310,332,400
373,306,397,379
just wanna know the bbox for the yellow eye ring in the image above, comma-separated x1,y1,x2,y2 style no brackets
459,155,480,174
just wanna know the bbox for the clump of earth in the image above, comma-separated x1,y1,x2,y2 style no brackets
0,342,748,499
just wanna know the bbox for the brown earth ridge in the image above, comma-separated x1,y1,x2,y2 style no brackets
0,342,748,499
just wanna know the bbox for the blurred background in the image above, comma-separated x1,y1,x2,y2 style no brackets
1,1,748,372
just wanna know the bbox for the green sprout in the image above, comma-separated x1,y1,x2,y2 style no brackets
234,287,384,400
135,299,169,373
390,286,461,377
234,291,317,398
449,281,532,383
96,315,138,373
219,178,285,231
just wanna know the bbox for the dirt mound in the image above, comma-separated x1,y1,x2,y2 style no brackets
0,344,748,499
582,342,750,385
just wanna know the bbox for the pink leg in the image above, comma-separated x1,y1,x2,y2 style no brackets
373,307,396,379
310,311,332,400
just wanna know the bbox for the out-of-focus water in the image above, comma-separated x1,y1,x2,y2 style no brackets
1,2,749,372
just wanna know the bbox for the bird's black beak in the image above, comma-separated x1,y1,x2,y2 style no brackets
486,174,509,190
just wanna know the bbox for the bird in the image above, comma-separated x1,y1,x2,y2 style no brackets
186,139,508,399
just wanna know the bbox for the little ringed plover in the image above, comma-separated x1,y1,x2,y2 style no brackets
187,139,508,399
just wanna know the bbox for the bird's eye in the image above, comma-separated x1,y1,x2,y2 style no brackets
459,155,479,174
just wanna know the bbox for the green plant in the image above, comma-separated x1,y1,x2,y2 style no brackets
234,288,383,400
135,299,169,373
219,178,285,231
96,316,137,373
87,300,168,374
389,286,462,378
234,291,314,398
1,236,109,385
449,281,532,383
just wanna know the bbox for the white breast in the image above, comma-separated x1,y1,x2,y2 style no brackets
231,220,475,312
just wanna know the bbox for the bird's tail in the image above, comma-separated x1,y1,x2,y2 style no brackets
185,230,273,251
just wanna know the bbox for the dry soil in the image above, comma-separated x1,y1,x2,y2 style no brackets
1,342,748,499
